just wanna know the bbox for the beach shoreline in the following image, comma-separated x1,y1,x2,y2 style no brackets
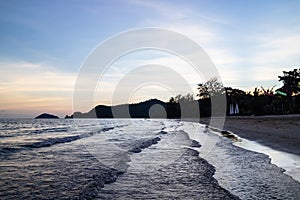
195,114,300,157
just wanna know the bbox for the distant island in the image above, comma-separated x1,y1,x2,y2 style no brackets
35,113,59,119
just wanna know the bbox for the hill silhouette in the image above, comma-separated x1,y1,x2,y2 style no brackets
67,99,168,118
66,98,203,119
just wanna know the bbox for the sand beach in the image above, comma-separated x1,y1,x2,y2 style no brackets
199,114,300,156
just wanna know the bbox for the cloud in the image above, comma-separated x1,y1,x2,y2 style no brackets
129,0,300,91
0,61,76,117
252,34,300,65
94,53,202,106
233,31,300,89
129,0,189,21
129,0,229,25
124,1,243,86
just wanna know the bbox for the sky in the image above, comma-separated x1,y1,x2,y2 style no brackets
1,0,300,118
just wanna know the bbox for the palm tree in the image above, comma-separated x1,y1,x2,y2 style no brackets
253,87,261,97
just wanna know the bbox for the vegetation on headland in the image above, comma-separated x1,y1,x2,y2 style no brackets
66,68,300,118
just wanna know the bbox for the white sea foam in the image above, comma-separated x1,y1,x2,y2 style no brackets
183,121,300,183
234,137,300,183
182,121,300,199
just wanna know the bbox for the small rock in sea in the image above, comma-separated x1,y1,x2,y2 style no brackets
130,147,142,153
221,130,237,139
129,137,161,153
190,140,201,147
159,130,168,135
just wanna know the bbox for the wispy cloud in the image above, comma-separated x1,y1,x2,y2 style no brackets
129,0,300,91
236,30,300,89
252,34,300,65
2,0,300,117
94,52,202,106
0,61,76,117
124,0,245,81
129,0,229,25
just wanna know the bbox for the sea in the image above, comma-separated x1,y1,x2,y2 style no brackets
0,118,300,199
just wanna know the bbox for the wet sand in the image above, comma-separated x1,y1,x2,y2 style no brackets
199,114,300,157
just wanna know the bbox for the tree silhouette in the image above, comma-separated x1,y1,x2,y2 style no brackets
253,87,262,97
169,97,175,103
169,94,194,103
278,68,300,96
261,86,275,96
197,77,224,99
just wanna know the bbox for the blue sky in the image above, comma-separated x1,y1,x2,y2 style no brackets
1,0,300,117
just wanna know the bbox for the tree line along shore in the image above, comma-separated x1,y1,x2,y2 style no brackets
66,68,299,119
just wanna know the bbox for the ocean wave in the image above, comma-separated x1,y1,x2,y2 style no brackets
1,125,120,159
78,167,122,199
29,127,69,134
0,147,21,160
0,127,70,138
22,135,80,148
99,147,239,199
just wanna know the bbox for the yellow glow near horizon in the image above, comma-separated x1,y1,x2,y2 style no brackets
0,62,75,117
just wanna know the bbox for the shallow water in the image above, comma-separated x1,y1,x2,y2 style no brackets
183,122,300,199
0,119,300,199
233,136,300,183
